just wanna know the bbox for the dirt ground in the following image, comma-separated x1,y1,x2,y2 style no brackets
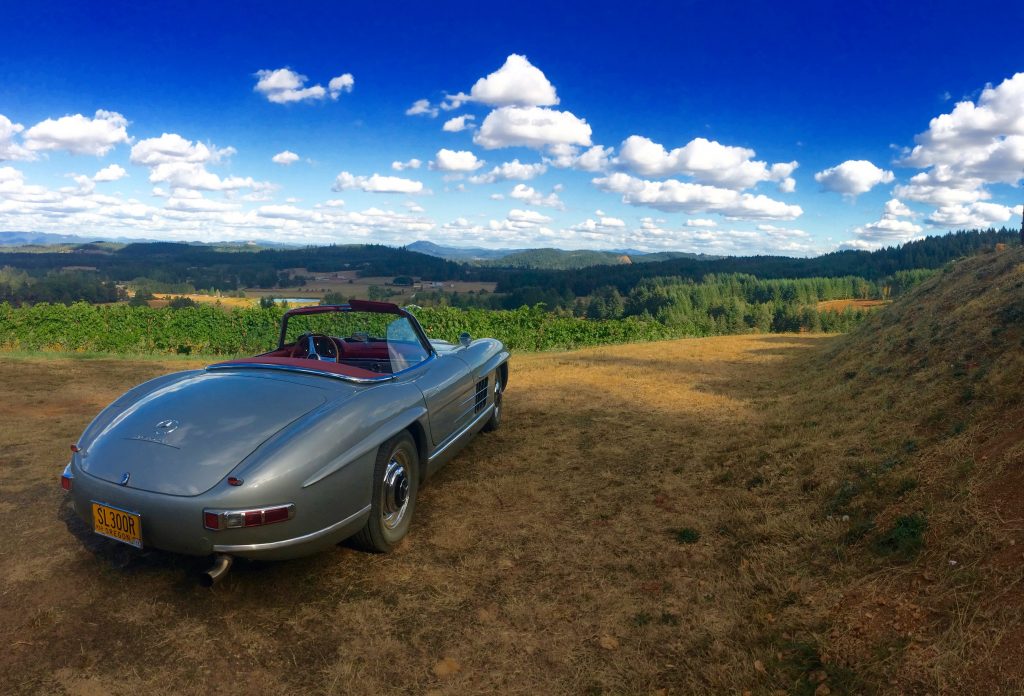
0,337,824,695
0,327,1019,694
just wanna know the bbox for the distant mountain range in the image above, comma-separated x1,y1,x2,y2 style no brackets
407,240,715,269
405,240,523,261
0,231,299,250
1,232,712,270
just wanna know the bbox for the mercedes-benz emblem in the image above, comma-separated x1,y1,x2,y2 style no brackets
155,419,179,434
119,472,131,486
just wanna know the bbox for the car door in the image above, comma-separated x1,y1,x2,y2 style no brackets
413,352,475,448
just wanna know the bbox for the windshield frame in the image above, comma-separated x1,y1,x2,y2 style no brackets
276,301,436,361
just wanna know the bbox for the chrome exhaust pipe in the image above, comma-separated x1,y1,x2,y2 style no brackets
199,554,233,587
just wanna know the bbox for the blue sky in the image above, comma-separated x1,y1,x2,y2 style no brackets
1,0,1023,255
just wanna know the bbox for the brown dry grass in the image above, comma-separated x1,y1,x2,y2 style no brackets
1,336,840,695
150,293,259,308
816,299,889,312
1,249,1021,695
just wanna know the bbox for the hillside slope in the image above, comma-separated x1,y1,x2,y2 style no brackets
798,246,1024,690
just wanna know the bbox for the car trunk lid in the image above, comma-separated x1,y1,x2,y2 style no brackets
82,372,330,496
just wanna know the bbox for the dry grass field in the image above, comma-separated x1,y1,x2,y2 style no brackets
815,299,889,312
1,248,1022,694
150,293,259,309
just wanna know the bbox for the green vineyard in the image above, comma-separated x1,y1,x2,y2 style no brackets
0,301,869,356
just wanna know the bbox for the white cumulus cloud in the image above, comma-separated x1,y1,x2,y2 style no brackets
840,200,925,250
22,110,130,156
474,106,592,150
391,158,422,171
442,115,476,132
509,183,564,209
405,99,438,117
926,201,1022,229
328,73,355,98
271,150,300,165
254,68,354,104
900,72,1024,185
593,172,803,220
332,171,425,194
814,159,895,196
0,115,33,161
130,133,235,166
432,148,484,172
93,164,127,182
883,198,914,217
469,54,559,107
468,159,547,184
617,135,797,190
893,165,988,206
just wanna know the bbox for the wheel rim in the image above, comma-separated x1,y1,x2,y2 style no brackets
381,448,411,530
493,378,502,423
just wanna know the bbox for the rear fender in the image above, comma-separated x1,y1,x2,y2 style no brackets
231,382,427,494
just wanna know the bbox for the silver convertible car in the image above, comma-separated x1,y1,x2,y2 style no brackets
61,300,509,584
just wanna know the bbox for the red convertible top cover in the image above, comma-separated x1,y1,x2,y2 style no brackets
209,357,381,379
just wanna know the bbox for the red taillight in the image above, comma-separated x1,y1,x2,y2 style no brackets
263,506,290,524
70,444,80,453
203,504,293,531
227,477,243,486
60,475,72,491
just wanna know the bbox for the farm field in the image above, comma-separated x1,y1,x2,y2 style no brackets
3,335,845,694
150,293,258,309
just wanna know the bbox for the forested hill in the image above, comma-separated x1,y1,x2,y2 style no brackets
489,228,1021,295
0,227,1018,299
0,242,468,289
481,248,704,269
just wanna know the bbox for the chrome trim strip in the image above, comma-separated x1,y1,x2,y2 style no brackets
211,504,372,553
206,352,435,384
428,403,493,464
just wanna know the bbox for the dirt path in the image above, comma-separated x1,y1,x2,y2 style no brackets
0,336,832,694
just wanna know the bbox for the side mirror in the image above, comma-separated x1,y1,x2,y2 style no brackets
458,332,472,347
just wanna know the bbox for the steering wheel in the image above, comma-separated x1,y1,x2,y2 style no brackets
295,332,339,361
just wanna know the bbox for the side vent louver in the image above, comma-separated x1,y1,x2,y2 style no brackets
474,378,488,414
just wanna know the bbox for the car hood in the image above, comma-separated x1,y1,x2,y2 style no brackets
81,372,330,496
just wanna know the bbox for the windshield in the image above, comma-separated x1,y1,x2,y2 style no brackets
281,310,431,374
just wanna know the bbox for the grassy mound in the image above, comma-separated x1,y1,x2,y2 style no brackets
798,246,1024,691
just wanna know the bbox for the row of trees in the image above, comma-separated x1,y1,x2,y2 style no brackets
0,267,122,305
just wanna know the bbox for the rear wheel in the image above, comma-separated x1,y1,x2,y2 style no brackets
352,431,419,553
482,371,503,433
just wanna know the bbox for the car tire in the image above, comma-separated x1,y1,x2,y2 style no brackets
352,431,419,553
482,372,503,433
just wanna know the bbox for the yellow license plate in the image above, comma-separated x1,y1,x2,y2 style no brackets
92,502,142,549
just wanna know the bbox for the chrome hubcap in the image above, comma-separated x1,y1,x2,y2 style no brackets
381,450,411,530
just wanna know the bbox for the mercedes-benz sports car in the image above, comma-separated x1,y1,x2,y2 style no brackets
61,300,509,584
